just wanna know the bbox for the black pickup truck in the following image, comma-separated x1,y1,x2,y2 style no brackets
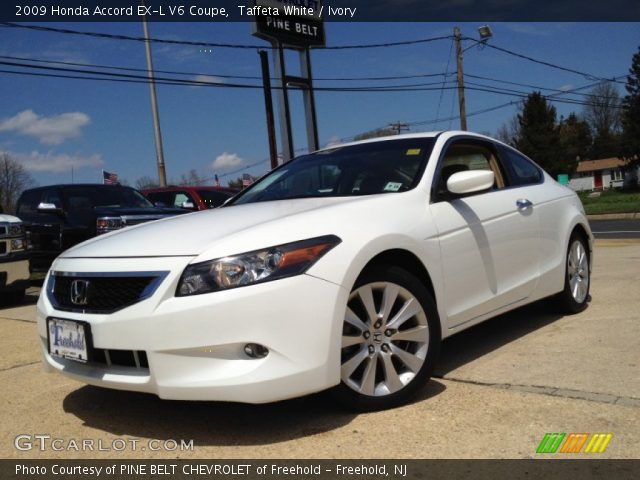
16,184,187,273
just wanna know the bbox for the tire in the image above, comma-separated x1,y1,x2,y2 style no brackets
0,289,25,305
331,264,440,411
554,232,590,314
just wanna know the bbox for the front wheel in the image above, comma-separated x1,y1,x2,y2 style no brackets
332,265,440,411
554,233,590,314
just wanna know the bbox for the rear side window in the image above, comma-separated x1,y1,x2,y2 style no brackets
146,192,174,207
16,190,42,216
501,147,543,186
195,190,232,208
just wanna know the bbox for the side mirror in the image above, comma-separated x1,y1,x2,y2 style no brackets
181,201,196,209
447,170,495,195
37,202,64,215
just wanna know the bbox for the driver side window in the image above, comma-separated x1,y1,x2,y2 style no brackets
435,141,505,200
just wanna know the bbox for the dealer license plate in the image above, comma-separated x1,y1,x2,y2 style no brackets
47,318,89,363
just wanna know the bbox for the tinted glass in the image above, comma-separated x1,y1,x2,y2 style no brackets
16,190,42,216
145,192,173,207
64,187,153,209
502,148,543,186
196,190,234,208
231,138,436,205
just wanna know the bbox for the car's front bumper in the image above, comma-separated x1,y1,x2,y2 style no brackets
37,256,348,403
0,251,30,291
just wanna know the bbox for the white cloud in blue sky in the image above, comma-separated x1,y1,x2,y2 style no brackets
0,110,91,145
211,152,244,170
10,150,103,173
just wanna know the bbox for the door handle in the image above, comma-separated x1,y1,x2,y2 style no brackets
516,198,532,209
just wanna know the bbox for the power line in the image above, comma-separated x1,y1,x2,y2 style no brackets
463,37,628,85
0,22,452,51
0,60,628,110
0,54,453,82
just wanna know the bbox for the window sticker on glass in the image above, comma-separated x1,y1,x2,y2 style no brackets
384,182,403,192
406,148,421,156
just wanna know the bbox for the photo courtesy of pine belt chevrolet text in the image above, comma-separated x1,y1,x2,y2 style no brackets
37,131,593,411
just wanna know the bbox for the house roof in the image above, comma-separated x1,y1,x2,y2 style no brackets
576,158,628,173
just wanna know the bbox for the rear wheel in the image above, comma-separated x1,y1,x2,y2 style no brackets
554,233,590,314
332,265,440,411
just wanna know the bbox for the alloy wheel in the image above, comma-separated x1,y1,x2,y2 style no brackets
341,281,429,397
567,239,589,304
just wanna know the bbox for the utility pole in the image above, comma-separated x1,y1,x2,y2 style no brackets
259,50,278,169
388,122,409,135
454,26,467,131
141,0,167,186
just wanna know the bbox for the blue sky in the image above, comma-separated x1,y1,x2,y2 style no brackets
0,22,638,188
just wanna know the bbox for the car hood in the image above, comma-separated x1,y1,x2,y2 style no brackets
61,196,383,258
0,214,21,223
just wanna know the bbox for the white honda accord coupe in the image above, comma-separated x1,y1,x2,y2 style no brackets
37,131,592,410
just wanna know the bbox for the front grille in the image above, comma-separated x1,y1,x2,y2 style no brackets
48,272,168,313
122,215,166,227
91,348,149,369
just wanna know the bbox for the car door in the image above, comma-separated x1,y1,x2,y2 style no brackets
429,137,541,329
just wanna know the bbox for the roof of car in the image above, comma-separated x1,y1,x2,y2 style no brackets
314,130,497,153
23,184,134,192
143,186,237,193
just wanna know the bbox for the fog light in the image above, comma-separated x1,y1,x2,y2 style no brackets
244,343,269,359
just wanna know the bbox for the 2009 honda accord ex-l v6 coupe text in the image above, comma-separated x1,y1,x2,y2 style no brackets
37,131,592,410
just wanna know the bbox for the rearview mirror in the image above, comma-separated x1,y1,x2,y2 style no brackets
447,170,495,195
37,202,64,215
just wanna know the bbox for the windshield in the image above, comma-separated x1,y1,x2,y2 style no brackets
231,138,436,205
65,187,154,209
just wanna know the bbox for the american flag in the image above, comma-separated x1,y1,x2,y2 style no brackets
242,173,252,187
103,170,119,185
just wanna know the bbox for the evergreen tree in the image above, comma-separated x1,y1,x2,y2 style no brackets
621,46,640,167
558,113,592,173
515,92,563,176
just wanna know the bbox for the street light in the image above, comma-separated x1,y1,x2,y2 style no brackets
453,25,493,131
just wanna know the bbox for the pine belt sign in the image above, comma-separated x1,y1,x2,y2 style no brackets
252,0,325,47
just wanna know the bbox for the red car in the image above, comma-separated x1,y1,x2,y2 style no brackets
142,186,237,211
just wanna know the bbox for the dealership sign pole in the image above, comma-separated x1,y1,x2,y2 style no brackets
252,0,325,163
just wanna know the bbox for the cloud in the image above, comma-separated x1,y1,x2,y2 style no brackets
10,150,103,173
191,74,225,87
211,152,244,170
0,110,91,145
559,84,574,91
325,136,343,147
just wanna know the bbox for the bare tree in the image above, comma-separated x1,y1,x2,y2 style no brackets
0,153,35,214
584,82,622,136
177,169,206,186
495,115,521,146
135,175,159,190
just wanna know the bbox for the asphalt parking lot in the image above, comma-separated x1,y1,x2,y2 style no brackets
1,240,638,459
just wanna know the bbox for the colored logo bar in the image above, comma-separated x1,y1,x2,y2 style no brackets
536,433,612,454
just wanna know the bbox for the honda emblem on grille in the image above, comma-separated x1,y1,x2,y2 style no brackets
70,280,90,305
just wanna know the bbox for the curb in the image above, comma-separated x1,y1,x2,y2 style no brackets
587,212,640,220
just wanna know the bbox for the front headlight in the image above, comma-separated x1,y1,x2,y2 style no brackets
96,217,123,234
8,223,24,236
176,235,341,296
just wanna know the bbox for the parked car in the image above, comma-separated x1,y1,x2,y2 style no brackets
17,184,187,273
0,212,30,302
37,132,592,410
143,186,237,211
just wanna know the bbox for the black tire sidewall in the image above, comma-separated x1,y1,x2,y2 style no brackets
331,264,441,411
559,233,590,314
